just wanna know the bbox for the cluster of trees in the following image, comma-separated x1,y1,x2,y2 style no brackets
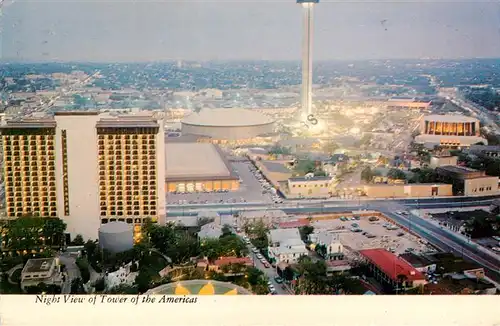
200,234,248,262
361,167,406,182
464,214,500,239
407,168,438,184
293,257,365,295
298,225,314,243
293,159,327,177
462,87,500,111
243,220,269,251
268,145,292,156
144,222,199,265
1,217,67,251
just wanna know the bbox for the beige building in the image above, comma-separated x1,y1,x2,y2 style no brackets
429,155,458,169
436,165,499,196
415,115,487,148
236,209,287,229
20,257,63,290
287,176,334,198
1,111,166,242
165,142,239,193
363,184,453,198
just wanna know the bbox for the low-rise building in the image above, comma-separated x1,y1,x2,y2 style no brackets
287,176,334,198
20,258,63,290
436,165,499,196
399,253,437,273
363,183,453,198
236,210,287,229
268,228,308,264
359,248,427,292
429,155,458,169
308,231,344,260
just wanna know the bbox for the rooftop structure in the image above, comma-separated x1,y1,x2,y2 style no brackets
181,108,275,141
20,257,63,290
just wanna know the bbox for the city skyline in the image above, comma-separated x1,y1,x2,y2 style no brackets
1,0,500,62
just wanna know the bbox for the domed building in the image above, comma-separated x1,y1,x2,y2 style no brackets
145,280,252,295
181,108,277,145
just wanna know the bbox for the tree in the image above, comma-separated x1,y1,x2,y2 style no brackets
70,277,86,294
247,267,264,286
387,168,406,180
315,244,327,259
299,225,314,242
72,234,85,246
361,167,374,183
41,218,67,247
221,224,233,237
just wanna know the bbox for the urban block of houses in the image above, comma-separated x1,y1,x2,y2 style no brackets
20,257,64,290
308,231,345,261
268,228,308,265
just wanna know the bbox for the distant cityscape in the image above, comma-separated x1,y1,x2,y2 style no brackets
1,57,500,297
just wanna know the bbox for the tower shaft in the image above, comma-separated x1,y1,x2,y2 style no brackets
301,3,314,117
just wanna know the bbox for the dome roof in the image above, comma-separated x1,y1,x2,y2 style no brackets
99,221,133,234
182,108,274,127
145,280,252,295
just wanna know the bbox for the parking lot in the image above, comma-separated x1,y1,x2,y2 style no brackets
311,215,435,258
167,161,275,205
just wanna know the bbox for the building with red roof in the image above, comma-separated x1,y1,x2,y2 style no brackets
359,248,427,293
278,220,309,229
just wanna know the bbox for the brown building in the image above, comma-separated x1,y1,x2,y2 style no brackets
436,165,499,196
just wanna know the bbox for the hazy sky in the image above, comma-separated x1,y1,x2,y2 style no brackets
2,0,500,61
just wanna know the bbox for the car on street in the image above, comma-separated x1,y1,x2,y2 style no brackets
264,262,270,268
274,276,283,284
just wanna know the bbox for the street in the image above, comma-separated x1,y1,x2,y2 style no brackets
57,253,81,294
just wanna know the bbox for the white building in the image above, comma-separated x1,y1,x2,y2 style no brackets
268,228,308,264
308,231,344,260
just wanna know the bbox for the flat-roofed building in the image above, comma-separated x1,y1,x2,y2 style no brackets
1,111,166,242
287,176,333,198
236,209,287,228
415,114,487,148
20,257,63,290
363,184,452,198
165,142,239,193
436,165,499,196
429,155,458,169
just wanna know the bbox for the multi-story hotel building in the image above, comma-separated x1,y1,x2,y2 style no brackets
415,115,487,148
1,111,166,242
